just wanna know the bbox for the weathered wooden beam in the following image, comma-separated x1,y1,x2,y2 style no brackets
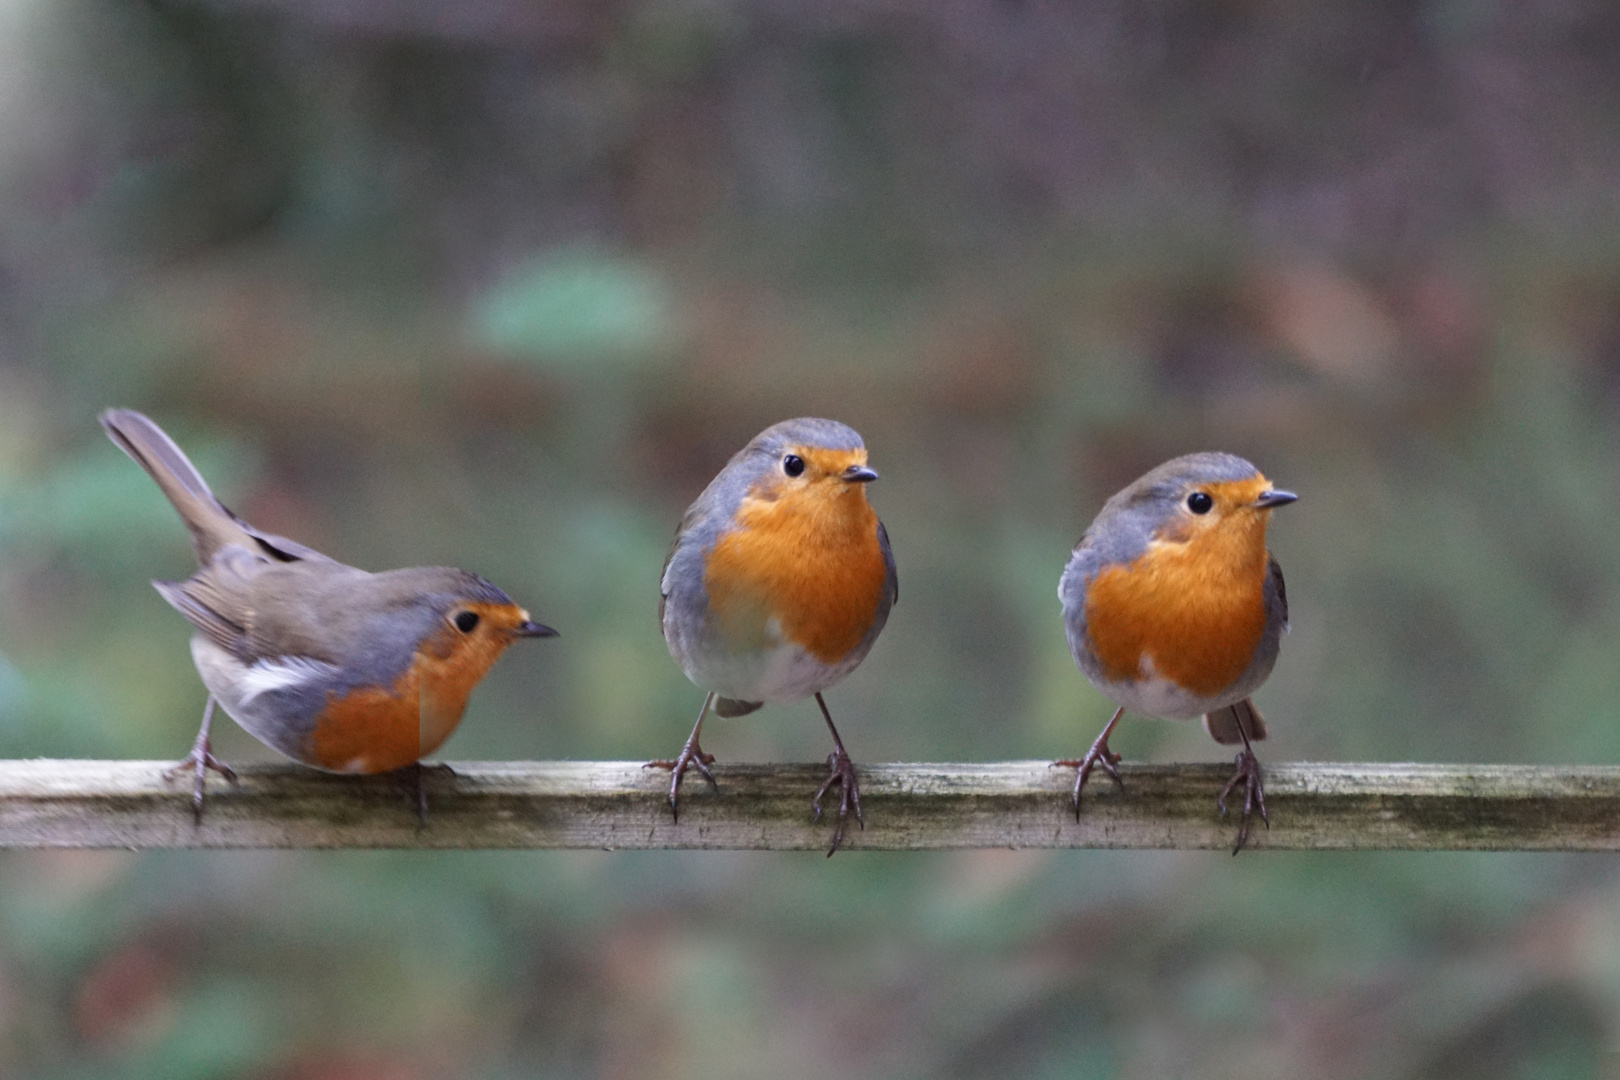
1,760,1618,850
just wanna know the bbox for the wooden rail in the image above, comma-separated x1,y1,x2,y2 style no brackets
1,760,1617,850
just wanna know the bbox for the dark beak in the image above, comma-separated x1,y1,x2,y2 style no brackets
1254,489,1298,510
842,465,879,483
514,620,559,638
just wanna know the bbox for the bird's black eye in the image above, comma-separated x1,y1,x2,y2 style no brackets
782,454,805,477
453,610,480,633
1187,492,1214,514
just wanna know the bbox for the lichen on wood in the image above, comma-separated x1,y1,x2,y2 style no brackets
2,760,1618,850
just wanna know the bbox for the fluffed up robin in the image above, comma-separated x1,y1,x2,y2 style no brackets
101,408,556,821
1058,452,1296,852
653,418,898,854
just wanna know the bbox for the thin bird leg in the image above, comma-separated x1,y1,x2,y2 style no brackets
163,696,238,825
394,762,457,828
646,691,719,821
811,692,862,856
1055,706,1126,820
1217,720,1269,854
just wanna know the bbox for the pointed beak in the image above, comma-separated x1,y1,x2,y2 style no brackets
842,464,879,483
1254,489,1298,510
514,619,559,639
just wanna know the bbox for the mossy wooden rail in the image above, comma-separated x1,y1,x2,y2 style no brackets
1,761,1618,850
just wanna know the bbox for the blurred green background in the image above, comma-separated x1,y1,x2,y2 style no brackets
4,0,1620,1076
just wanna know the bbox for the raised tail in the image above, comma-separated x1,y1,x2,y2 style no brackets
101,408,262,565
1203,697,1267,745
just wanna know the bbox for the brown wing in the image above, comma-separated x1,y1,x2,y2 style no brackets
1269,554,1287,629
151,545,265,657
155,552,374,664
878,520,898,606
658,500,708,632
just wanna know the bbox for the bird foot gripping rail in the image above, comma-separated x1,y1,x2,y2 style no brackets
1,760,1617,851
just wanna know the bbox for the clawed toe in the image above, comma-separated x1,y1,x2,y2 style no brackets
1058,706,1127,821
1059,746,1124,820
813,750,863,856
165,748,237,825
1217,749,1268,854
395,761,455,827
163,750,237,785
167,697,236,824
646,742,718,821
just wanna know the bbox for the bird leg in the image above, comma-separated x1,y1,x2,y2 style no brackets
646,691,719,821
1217,723,1268,854
811,693,863,856
1055,706,1126,820
163,696,238,824
394,761,457,827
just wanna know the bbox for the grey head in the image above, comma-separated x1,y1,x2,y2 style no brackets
670,417,872,547
727,417,867,474
1075,452,1271,570
1060,450,1297,618
277,565,552,671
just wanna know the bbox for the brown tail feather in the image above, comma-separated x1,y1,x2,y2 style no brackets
715,697,764,718
101,409,331,566
100,409,254,565
1203,698,1267,745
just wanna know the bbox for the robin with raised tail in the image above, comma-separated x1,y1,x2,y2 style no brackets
652,418,897,854
101,408,556,820
1058,452,1296,852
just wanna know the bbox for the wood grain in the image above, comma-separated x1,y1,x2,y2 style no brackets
2,760,1618,850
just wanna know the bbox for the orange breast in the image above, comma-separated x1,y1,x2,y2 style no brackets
1083,520,1271,697
308,675,425,774
704,488,887,663
308,606,520,773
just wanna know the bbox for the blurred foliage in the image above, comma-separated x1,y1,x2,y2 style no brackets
4,0,1620,1075
474,247,678,368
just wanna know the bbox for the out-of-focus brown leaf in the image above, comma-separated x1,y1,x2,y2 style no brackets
74,944,177,1051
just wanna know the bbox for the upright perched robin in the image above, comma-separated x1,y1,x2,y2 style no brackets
1058,452,1296,852
653,418,898,854
101,409,556,820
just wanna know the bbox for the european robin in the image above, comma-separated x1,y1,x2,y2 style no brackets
652,418,898,854
101,408,557,821
1058,452,1296,852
